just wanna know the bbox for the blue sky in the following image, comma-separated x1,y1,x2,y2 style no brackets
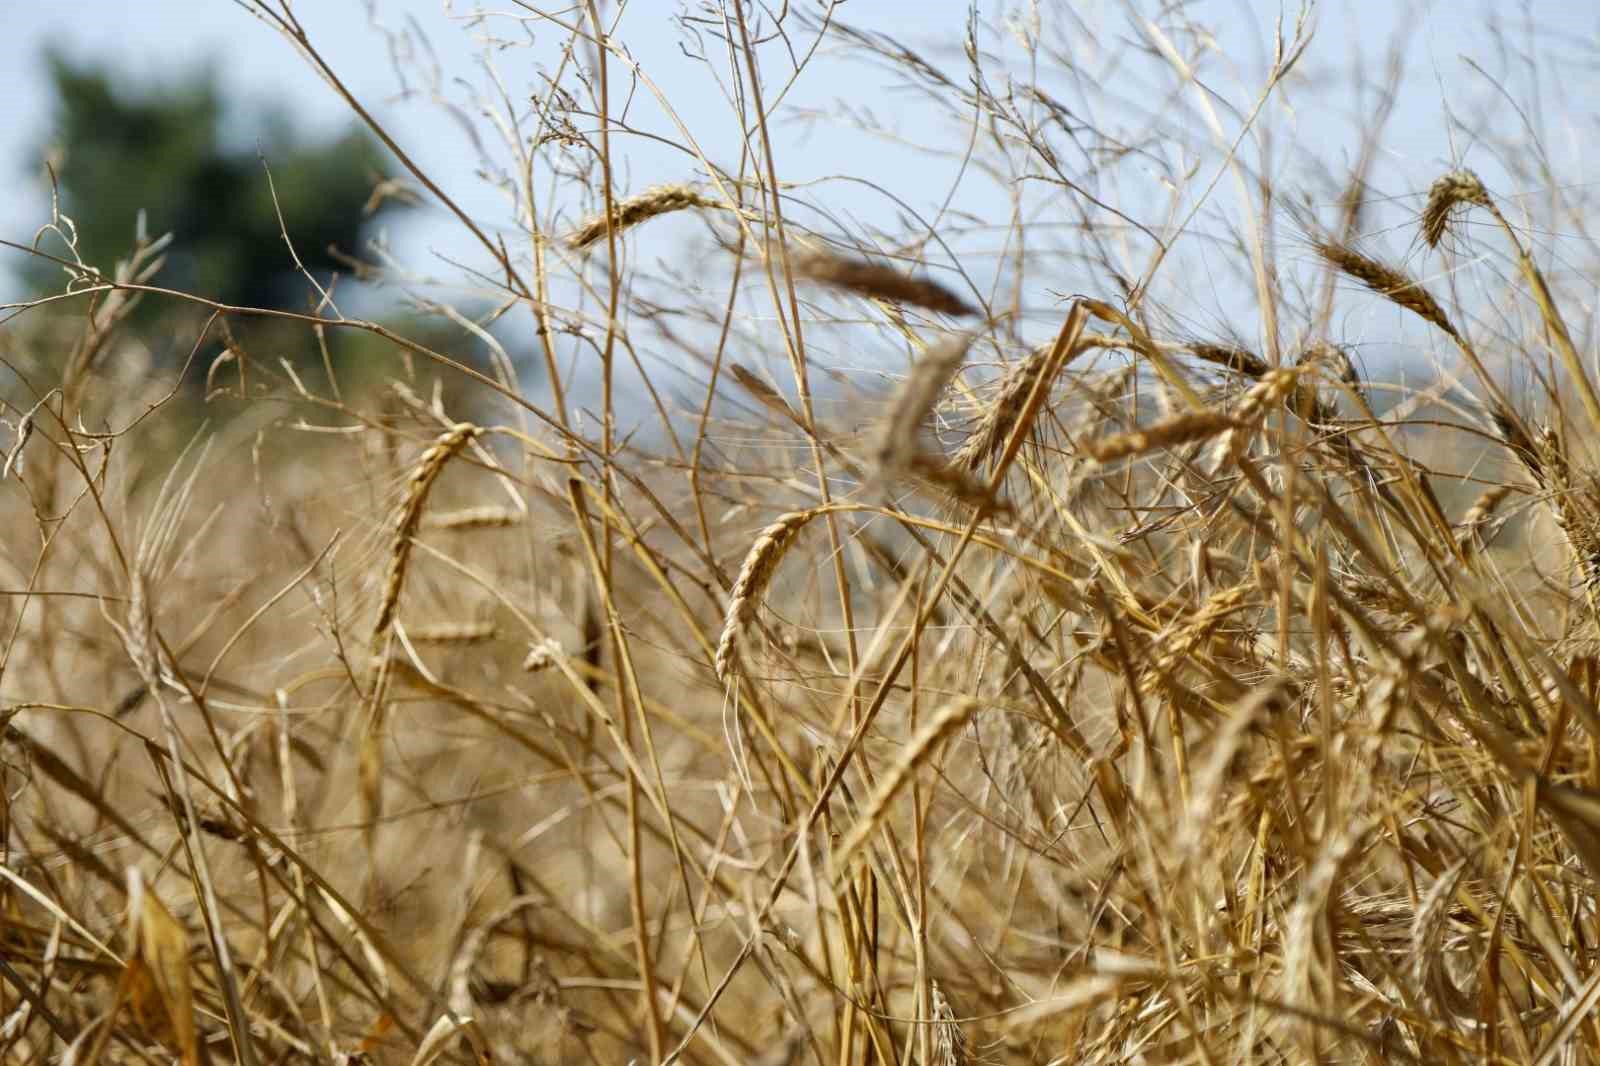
4,1,1597,371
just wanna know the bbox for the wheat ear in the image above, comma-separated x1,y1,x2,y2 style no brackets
1421,170,1491,248
1456,485,1513,554
931,982,970,1066
791,249,978,317
715,510,820,682
424,506,522,530
565,184,721,249
1311,238,1457,337
1088,410,1237,463
1427,170,1600,433
832,697,981,869
372,423,482,649
362,422,480,849
872,332,975,474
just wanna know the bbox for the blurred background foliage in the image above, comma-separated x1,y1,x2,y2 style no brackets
16,52,498,413
30,51,401,313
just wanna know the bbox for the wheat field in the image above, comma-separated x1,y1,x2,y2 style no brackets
6,3,1600,1064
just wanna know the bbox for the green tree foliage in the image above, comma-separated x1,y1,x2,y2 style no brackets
31,51,400,312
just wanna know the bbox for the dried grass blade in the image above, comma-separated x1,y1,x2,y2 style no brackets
124,869,204,1066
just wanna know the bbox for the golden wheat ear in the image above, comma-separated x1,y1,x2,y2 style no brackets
715,509,823,683
869,331,974,475
565,184,722,249
1311,237,1458,337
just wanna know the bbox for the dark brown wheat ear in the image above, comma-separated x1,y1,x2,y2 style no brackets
789,248,980,317
1421,170,1492,248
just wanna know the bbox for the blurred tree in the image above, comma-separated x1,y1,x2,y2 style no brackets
18,52,504,427
29,51,402,312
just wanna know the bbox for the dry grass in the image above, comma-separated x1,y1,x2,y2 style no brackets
9,4,1600,1066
